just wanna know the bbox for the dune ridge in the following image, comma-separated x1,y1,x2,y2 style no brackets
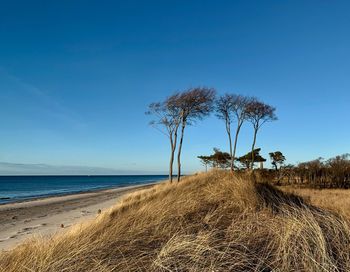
1,171,350,271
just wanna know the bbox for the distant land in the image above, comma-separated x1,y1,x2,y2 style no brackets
0,162,166,176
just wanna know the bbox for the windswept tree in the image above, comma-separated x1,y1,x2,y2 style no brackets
175,87,216,181
197,155,211,172
215,94,250,171
237,148,266,169
146,94,181,183
246,99,277,169
269,151,286,171
209,148,231,169
198,148,231,170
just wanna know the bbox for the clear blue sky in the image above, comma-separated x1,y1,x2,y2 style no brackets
0,0,349,174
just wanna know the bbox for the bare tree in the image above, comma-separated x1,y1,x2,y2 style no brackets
175,87,216,181
246,99,277,169
215,95,234,170
146,94,181,183
215,94,250,171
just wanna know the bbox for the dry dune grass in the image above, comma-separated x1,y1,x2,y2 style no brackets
1,171,350,271
282,186,350,219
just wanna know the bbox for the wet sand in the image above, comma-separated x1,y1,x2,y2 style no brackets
0,183,156,251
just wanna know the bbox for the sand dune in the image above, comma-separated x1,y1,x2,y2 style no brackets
2,171,350,271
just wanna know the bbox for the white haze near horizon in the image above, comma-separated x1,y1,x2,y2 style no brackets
0,162,168,175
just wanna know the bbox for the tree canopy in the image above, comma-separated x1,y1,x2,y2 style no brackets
269,151,286,170
198,148,231,169
236,148,266,169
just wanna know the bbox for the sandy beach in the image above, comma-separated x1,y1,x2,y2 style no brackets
0,183,156,251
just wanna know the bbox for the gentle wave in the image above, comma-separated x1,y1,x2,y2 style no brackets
0,175,167,204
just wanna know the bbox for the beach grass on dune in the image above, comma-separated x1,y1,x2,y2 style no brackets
282,186,350,219
1,171,350,271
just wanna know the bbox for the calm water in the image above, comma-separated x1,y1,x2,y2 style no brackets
0,175,167,204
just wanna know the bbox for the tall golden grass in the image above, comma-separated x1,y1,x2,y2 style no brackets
282,186,350,219
1,171,350,271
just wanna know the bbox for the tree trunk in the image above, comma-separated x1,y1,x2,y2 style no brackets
251,128,258,169
232,122,242,172
177,121,186,182
169,126,179,183
225,119,233,171
169,138,174,183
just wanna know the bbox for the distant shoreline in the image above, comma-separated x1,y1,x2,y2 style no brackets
0,182,154,206
0,182,161,251
0,175,168,205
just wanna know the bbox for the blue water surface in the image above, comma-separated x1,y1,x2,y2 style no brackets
0,175,167,204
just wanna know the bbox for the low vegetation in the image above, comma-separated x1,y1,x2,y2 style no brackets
1,171,350,272
252,154,350,188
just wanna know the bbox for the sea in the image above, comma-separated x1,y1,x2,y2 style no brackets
0,175,168,205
